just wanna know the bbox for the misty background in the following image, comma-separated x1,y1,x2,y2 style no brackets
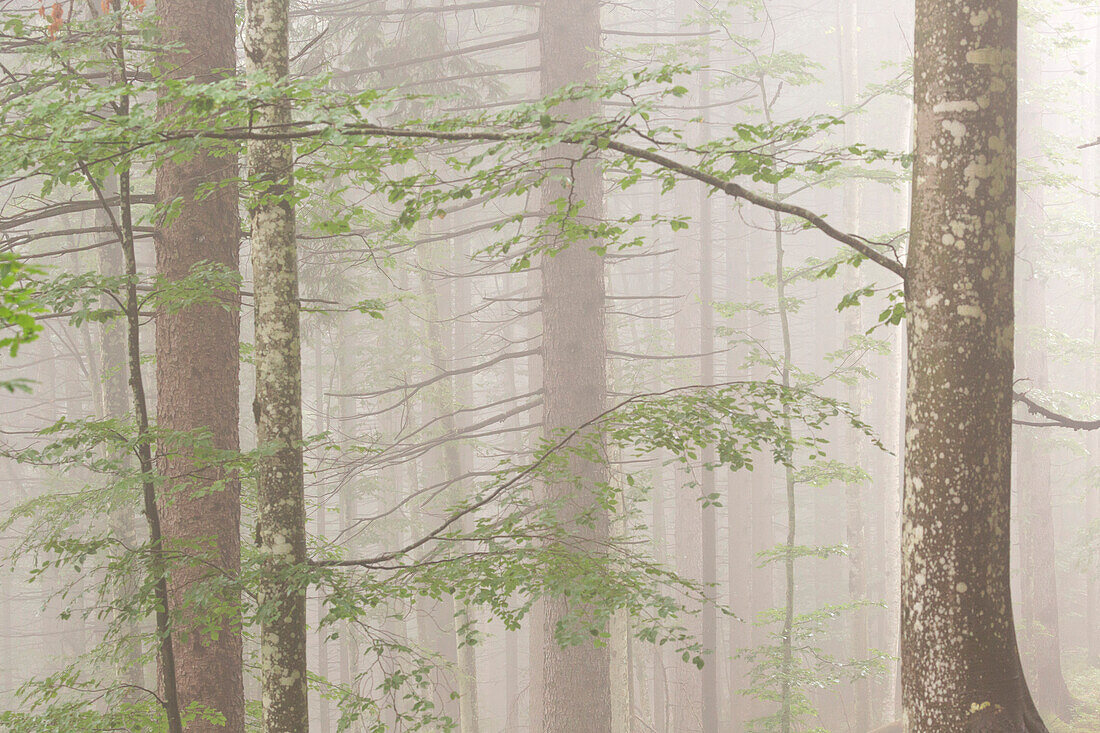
0,0,1097,731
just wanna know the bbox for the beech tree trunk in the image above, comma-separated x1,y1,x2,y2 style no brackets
902,0,1046,729
153,0,243,727
537,0,612,728
245,0,310,727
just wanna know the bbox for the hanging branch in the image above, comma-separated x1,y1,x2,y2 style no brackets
1013,391,1100,431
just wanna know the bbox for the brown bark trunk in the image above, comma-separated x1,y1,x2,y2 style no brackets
537,0,611,727
154,0,243,727
903,0,1046,728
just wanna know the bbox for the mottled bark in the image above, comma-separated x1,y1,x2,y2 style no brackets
153,0,243,727
537,0,612,727
245,0,310,726
903,0,1045,729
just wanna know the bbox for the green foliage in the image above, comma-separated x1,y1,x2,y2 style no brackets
0,254,44,391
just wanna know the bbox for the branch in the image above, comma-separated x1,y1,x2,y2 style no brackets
312,381,800,569
1013,391,1100,431
151,120,909,281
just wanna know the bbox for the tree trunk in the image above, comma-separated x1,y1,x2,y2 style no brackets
245,0,310,726
153,0,243,727
537,0,612,730
1088,18,1100,672
838,2,870,725
1016,272,1073,720
903,0,1046,728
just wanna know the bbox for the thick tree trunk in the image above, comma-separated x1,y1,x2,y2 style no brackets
153,0,243,728
537,0,612,728
903,0,1046,729
245,0,310,727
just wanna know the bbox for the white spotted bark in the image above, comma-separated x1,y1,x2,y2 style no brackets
245,0,310,728
902,0,1046,730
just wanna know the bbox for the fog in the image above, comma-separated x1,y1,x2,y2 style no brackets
0,0,1097,731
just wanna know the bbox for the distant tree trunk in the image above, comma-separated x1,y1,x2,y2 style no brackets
671,185,703,733
726,209,753,733
334,315,363,696
838,1,870,726
537,0,612,729
1088,20,1100,671
1015,55,1073,717
96,178,145,691
1017,271,1073,719
771,195,799,733
312,341,331,733
153,0,243,727
1090,256,1100,669
652,450,669,733
697,78,719,733
747,215,776,725
903,0,1046,728
245,0,310,725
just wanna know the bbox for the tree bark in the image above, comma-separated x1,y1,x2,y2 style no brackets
245,0,310,726
903,0,1046,729
537,0,612,727
838,2,870,726
153,0,243,728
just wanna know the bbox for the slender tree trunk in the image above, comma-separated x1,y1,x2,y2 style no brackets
671,190,703,733
313,341,331,733
153,0,243,727
1015,53,1073,716
1089,260,1100,669
1087,19,1100,671
772,197,798,733
748,215,776,726
101,159,185,733
1017,272,1073,719
96,177,145,691
334,315,363,699
537,0,612,729
245,0,310,726
903,0,1046,728
697,82,719,733
838,3,870,725
726,209,753,732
